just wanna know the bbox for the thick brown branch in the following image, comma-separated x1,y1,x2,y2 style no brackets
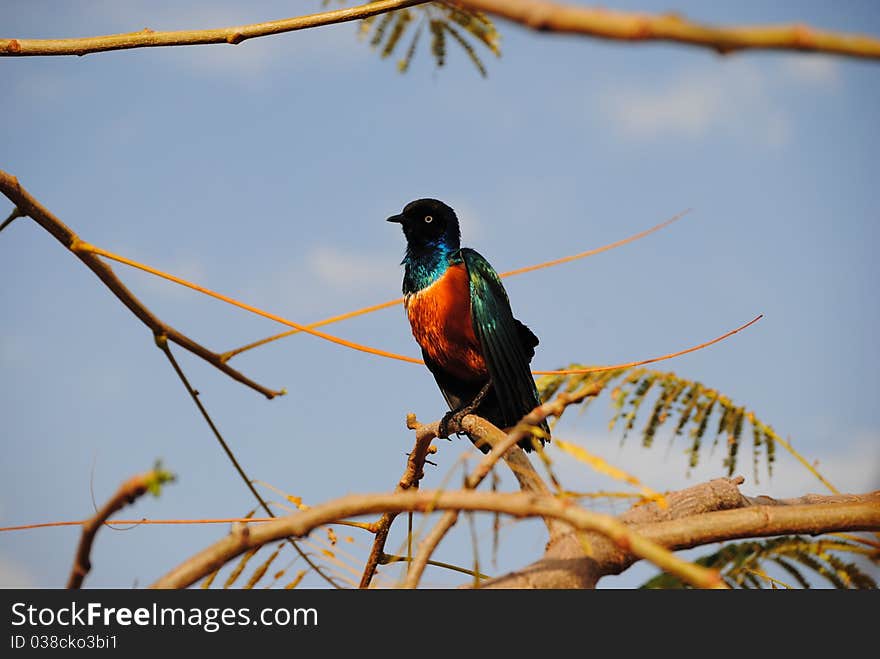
643,499,880,548
481,479,880,588
152,488,727,589
457,0,880,59
0,171,282,399
0,0,429,57
68,467,173,589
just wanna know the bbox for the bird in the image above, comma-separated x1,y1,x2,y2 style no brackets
387,198,549,453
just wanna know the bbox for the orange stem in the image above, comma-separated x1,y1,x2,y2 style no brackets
73,239,760,378
223,209,690,360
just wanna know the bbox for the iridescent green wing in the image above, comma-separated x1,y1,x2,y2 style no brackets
458,248,547,439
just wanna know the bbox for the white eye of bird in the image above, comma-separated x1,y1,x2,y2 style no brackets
424,215,433,223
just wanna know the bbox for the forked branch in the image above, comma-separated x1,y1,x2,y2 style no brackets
0,171,283,399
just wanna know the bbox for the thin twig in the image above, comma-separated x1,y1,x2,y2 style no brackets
380,553,490,580
532,314,763,375
0,0,429,57
457,0,880,59
0,171,282,399
358,414,437,588
767,431,839,494
154,336,340,590
68,466,173,588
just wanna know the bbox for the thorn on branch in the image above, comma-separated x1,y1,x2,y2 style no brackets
0,207,23,233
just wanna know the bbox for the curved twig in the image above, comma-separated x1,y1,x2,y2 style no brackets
68,467,173,588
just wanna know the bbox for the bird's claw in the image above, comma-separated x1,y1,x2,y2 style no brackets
438,410,464,439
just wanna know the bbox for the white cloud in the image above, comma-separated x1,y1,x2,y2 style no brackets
306,245,398,292
600,61,792,146
781,55,839,85
602,78,723,139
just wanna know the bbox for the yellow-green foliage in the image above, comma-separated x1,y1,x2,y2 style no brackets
537,367,780,480
641,536,878,589
334,2,501,75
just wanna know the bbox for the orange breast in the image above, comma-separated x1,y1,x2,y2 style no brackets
405,264,487,381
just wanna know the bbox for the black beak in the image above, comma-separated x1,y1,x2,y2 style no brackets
386,214,403,224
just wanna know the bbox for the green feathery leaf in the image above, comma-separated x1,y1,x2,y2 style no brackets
430,19,447,67
347,3,501,75
244,542,285,590
397,20,424,72
381,9,413,58
369,11,396,48
640,536,877,589
441,23,487,77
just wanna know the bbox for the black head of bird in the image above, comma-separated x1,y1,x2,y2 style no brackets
386,198,461,254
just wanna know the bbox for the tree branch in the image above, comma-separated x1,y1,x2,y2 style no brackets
68,466,173,589
456,0,880,60
0,0,429,57
358,414,437,588
151,488,729,589
0,171,283,399
153,335,341,589
641,498,880,550
404,382,604,587
480,477,880,588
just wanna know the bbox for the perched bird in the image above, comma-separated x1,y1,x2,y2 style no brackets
387,198,549,452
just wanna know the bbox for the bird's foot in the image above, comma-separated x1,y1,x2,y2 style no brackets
438,383,492,438
438,409,467,439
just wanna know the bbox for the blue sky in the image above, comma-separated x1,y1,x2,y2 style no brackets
1,1,878,589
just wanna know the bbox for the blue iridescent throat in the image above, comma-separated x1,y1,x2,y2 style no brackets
401,239,460,295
